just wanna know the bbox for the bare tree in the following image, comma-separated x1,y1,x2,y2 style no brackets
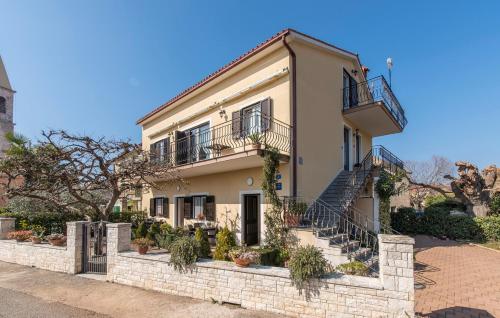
405,156,499,216
0,130,179,220
403,156,455,209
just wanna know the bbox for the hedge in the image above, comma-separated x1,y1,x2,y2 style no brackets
391,207,500,242
0,211,85,234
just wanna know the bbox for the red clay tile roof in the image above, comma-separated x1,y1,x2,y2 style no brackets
137,28,359,125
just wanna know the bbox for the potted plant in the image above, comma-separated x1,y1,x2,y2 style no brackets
7,230,33,242
196,213,206,221
247,133,262,149
134,237,153,255
30,225,46,244
229,246,260,268
46,233,67,246
285,200,307,227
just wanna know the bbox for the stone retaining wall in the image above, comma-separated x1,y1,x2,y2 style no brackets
0,218,85,274
107,223,415,318
0,219,415,317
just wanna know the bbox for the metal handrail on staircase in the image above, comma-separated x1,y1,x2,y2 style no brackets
282,196,379,269
282,146,405,271
337,145,405,213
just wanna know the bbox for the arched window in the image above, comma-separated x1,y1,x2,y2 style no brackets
0,97,6,114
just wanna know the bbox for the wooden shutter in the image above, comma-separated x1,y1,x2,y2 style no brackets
162,197,169,218
350,76,358,106
149,143,156,162
176,131,188,165
183,196,193,219
260,98,272,131
232,111,241,139
149,198,156,217
205,196,215,221
162,137,170,163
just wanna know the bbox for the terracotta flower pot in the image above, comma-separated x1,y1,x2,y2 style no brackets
138,245,149,255
251,143,261,150
31,237,42,244
48,237,66,247
234,258,251,268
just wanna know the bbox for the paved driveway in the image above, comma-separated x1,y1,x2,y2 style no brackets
414,235,500,318
0,262,279,318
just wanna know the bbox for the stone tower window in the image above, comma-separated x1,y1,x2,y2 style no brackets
0,97,6,114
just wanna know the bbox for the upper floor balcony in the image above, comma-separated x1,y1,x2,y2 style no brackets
149,110,291,178
342,75,407,136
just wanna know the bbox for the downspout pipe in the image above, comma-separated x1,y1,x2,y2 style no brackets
282,36,298,198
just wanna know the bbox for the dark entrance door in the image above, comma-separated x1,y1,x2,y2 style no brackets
243,194,259,246
344,127,350,171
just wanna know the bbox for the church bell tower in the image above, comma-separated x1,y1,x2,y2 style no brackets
0,56,14,157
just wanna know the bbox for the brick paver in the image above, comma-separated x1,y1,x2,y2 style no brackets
414,235,500,318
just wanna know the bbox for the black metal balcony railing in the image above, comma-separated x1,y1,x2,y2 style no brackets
150,111,292,167
343,76,408,129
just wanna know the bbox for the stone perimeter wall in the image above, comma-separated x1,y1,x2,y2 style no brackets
107,223,415,318
0,218,85,274
0,219,415,317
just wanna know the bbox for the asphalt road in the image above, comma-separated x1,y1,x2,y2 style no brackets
0,287,108,318
0,262,279,318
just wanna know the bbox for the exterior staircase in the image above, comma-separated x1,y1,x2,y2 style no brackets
286,146,404,272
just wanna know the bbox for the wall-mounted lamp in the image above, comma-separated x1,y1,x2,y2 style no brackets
219,109,226,118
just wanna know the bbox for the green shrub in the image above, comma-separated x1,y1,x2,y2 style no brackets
490,194,500,215
391,207,418,234
336,261,369,276
475,215,500,241
419,207,449,237
134,222,148,239
108,211,145,225
288,245,329,290
146,222,161,243
194,228,211,258
257,248,281,266
213,227,236,261
0,211,84,234
425,194,465,211
170,236,199,272
155,223,184,252
446,215,482,240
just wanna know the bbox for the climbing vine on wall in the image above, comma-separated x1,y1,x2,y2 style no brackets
262,147,287,251
375,170,397,233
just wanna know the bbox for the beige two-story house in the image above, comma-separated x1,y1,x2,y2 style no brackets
136,29,407,248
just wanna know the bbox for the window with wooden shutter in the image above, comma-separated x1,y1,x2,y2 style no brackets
183,196,193,219
163,197,169,218
176,131,188,165
162,138,170,163
205,196,215,221
149,143,156,162
232,111,241,139
260,98,272,131
149,198,156,217
350,76,358,106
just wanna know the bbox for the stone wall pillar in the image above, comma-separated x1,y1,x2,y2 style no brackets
106,223,131,276
0,217,15,239
378,234,415,318
66,221,89,274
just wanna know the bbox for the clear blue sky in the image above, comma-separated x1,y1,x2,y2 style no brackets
1,1,499,168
